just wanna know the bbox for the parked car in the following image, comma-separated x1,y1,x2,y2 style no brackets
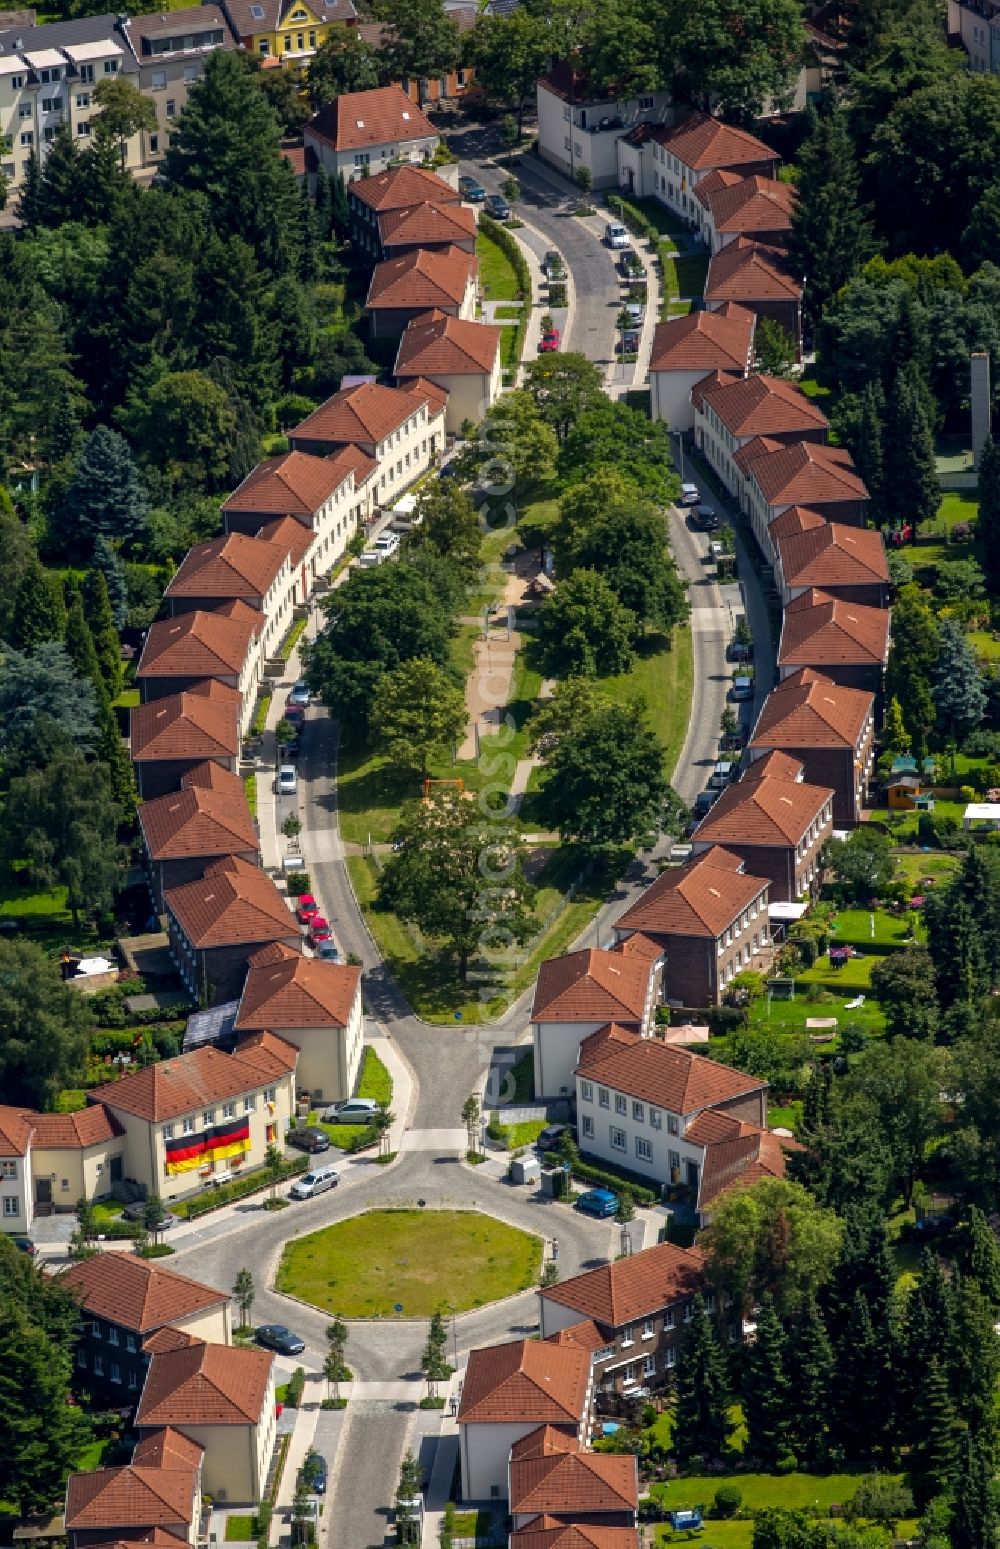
290,1166,339,1201
543,250,565,277
458,175,486,202
710,760,736,788
286,1126,330,1154
604,221,630,249
204,1169,234,1189
622,302,644,326
728,640,753,662
255,1324,306,1355
281,736,300,761
10,1235,36,1255
277,765,298,796
694,505,719,531
321,1097,379,1124
679,483,700,506
288,682,310,708
361,532,400,566
616,330,641,353
535,1123,568,1153
575,1187,619,1218
308,917,332,945
122,1201,179,1230
296,895,320,924
314,941,341,962
301,1451,328,1494
730,676,754,701
538,328,561,353
483,194,510,221
284,703,305,725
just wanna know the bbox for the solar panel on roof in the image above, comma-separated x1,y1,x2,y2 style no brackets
183,1000,239,1051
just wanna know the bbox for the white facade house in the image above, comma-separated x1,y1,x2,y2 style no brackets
289,380,447,508
529,946,662,1100
0,1108,33,1234
648,304,755,432
394,313,503,431
535,63,672,189
304,84,438,179
234,946,365,1106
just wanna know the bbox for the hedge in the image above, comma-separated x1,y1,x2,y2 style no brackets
603,192,659,245
479,212,532,379
173,1156,309,1219
251,696,271,736
284,1366,306,1409
570,1159,657,1205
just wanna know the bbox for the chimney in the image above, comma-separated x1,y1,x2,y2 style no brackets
971,352,991,468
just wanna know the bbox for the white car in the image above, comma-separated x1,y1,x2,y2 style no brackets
679,483,700,506
605,222,630,250
277,765,298,795
287,682,310,708
360,532,400,565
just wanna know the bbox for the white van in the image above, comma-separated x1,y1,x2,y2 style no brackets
290,1165,339,1200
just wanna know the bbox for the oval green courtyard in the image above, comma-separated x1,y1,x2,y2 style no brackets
274,1208,543,1318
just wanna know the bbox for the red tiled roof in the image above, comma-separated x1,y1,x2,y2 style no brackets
306,85,435,152
0,1105,33,1157
458,1338,590,1425
511,1525,639,1549
543,1319,607,1355
139,781,258,863
689,1112,802,1207
395,312,500,375
349,163,461,213
693,166,743,210
750,667,875,750
510,1426,581,1462
129,683,241,764
778,590,890,669
91,1034,297,1124
744,749,805,783
690,368,740,409
651,111,776,171
164,855,299,950
706,174,795,235
742,441,868,507
377,201,477,250
65,1467,198,1533
131,1430,205,1473
137,610,259,682
540,1242,705,1327
767,504,827,544
165,533,287,603
575,1024,766,1114
693,770,833,847
367,245,476,310
693,373,828,439
705,238,801,304
531,948,654,1025
255,515,314,569
235,949,361,1030
223,450,357,518
776,521,887,586
649,303,755,373
143,1326,207,1356
510,1451,638,1517
137,1340,273,1427
60,1256,229,1335
615,847,768,941
24,1106,124,1150
290,380,442,449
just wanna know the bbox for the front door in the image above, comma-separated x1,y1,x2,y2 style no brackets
35,1179,52,1207
686,1160,700,1192
109,1156,124,1184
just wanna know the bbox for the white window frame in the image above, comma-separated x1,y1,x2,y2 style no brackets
609,1126,626,1152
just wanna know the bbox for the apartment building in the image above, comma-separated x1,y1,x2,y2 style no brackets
735,437,870,556
138,762,260,909
121,7,235,166
65,1445,203,1549
130,681,242,800
222,446,378,576
165,531,297,661
289,379,447,507
304,84,437,179
394,311,502,430
748,667,877,825
778,587,891,704
0,1106,33,1232
163,854,302,1004
692,371,829,498
698,173,795,253
947,0,1000,72
234,941,364,1106
704,238,803,358
347,161,463,259
377,198,477,259
613,847,771,1008
535,59,672,188
645,112,779,224
691,756,834,901
509,1432,637,1531
221,0,355,64
366,245,479,337
648,303,755,431
529,945,663,1100
135,604,263,737
772,518,890,608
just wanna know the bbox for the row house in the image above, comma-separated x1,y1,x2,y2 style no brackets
377,197,476,259
163,853,301,1005
697,172,795,254
303,84,437,180
703,238,804,359
0,1105,124,1224
130,680,241,800
735,436,870,556
778,586,890,703
121,6,236,168
347,162,464,260
641,112,778,220
0,1107,34,1232
221,0,355,64
164,530,297,662
222,446,378,576
648,303,755,432
289,378,447,508
529,945,664,1100
394,310,502,431
573,1023,793,1218
65,1436,203,1549
535,60,672,189
508,1427,637,1531
613,846,771,1009
512,1521,639,1549
691,753,834,901
234,941,363,1106
366,244,479,337
692,370,830,496
135,603,263,739
749,667,876,826
138,761,260,910
773,515,889,608
538,1242,712,1399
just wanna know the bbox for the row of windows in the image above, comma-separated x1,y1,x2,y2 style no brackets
151,63,199,88
2,1195,20,1216
161,1090,274,1141
89,1321,139,1352
77,1349,139,1386
580,1081,679,1133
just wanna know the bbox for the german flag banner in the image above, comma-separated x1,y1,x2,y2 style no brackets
165,1116,251,1175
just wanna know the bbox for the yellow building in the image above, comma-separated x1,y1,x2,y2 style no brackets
221,0,356,64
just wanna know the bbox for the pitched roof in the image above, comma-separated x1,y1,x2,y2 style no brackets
651,111,776,171
143,1326,208,1356
543,1319,607,1355
705,238,802,304
686,1111,801,1207
741,440,869,508
222,450,356,519
511,1525,640,1549
137,1340,273,1427
0,1105,33,1157
129,682,241,764
60,1256,229,1334
90,1035,297,1123
776,520,888,587
615,847,768,941
255,515,314,569
290,380,440,449
540,1241,705,1327
163,855,298,950
367,245,476,310
24,1106,124,1150
693,373,828,439
778,590,890,669
531,948,654,1025
131,1430,205,1473
745,749,806,783
575,1024,766,1114
348,162,461,212
139,781,258,863
706,174,796,235
767,504,827,544
510,1426,581,1463
693,770,833,848
306,85,435,152
235,949,361,1030
225,0,354,36
377,200,477,250
750,667,874,750
458,1338,590,1425
395,311,500,376
122,6,235,55
649,303,755,374
64,1467,198,1533
166,532,288,603
692,166,744,210
509,1451,638,1517
136,609,260,682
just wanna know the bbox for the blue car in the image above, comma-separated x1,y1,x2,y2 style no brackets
575,1187,619,1219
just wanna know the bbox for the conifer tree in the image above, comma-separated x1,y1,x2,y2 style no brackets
88,536,129,633
785,1295,834,1467
883,697,910,755
977,435,1000,595
313,164,333,240
83,563,124,699
10,559,66,651
298,181,317,282
16,154,42,232
901,1252,956,1437
36,122,84,230
965,1206,1000,1310
60,426,149,549
853,380,885,521
742,1295,791,1468
883,362,940,533
330,170,349,238
909,1357,962,1508
832,1290,896,1458
64,589,103,693
951,1273,1000,1436
785,102,874,326
674,1294,731,1462
950,1427,998,1549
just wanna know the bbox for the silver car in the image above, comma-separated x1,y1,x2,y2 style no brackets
321,1098,379,1124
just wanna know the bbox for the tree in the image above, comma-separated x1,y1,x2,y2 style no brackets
35,123,86,231
882,696,910,755
462,1093,481,1157
142,1192,166,1243
870,948,939,1041
977,435,1000,594
535,702,672,850
307,30,382,108
324,1315,350,1400
786,104,874,325
58,426,150,550
784,1295,833,1467
395,1451,424,1544
9,559,67,651
3,749,125,926
558,402,680,505
421,1311,452,1396
885,584,940,757
372,0,460,101
555,482,689,637
64,589,103,700
823,824,895,904
127,369,239,492
615,1188,635,1226
473,389,559,507
16,154,43,233
832,1289,896,1458
93,76,157,170
701,1177,843,1318
371,658,466,775
882,362,940,533
665,0,806,122
0,642,99,764
379,795,535,981
522,353,606,443
673,1294,731,1462
411,479,482,576
950,1428,998,1549
964,1206,1000,1310
89,533,129,633
932,619,986,744
850,1040,947,1206
742,1294,790,1468
233,1268,255,1329
81,559,124,697
844,1476,914,1534
754,318,797,377
527,678,600,756
468,9,555,134
534,570,638,679
0,496,36,643
0,1286,91,1513
909,1356,962,1508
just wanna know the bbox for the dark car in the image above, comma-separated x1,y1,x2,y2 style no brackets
694,505,719,531
256,1323,306,1356
9,1235,36,1255
122,1201,179,1230
727,641,752,662
535,1123,569,1153
693,789,719,816
301,1451,328,1494
286,1126,330,1154
483,194,510,221
458,175,486,202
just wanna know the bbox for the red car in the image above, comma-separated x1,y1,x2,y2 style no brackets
537,328,561,353
296,895,319,923
284,703,305,725
309,918,332,945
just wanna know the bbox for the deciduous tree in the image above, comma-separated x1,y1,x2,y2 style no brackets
870,947,939,1041
370,658,467,776
535,700,671,849
702,1177,843,1318
307,31,382,108
664,0,806,122
372,0,460,101
3,749,125,925
522,352,606,443
534,570,638,678
93,76,157,170
0,938,91,1109
468,9,553,134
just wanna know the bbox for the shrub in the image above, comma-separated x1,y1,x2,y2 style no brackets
174,1156,309,1218
136,1243,175,1259
775,1451,799,1474
286,872,311,896
714,1485,742,1517
346,1126,379,1154
486,1115,509,1147
284,1366,306,1409
570,1159,657,1205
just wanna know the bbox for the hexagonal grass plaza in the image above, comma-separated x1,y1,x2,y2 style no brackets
275,1208,543,1318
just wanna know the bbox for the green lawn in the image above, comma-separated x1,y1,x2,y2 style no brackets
768,1101,802,1132
797,953,876,990
224,1517,256,1542
493,304,522,320
275,1208,542,1317
477,230,520,302
651,1469,896,1515
505,1119,546,1147
112,687,140,709
936,489,978,529
828,907,923,950
314,1047,392,1148
0,867,73,925
968,630,1000,661
746,987,885,1038
894,853,960,888
594,624,694,781
869,799,968,842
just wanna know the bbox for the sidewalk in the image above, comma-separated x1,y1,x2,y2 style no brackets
421,1371,463,1547
270,1392,320,1547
